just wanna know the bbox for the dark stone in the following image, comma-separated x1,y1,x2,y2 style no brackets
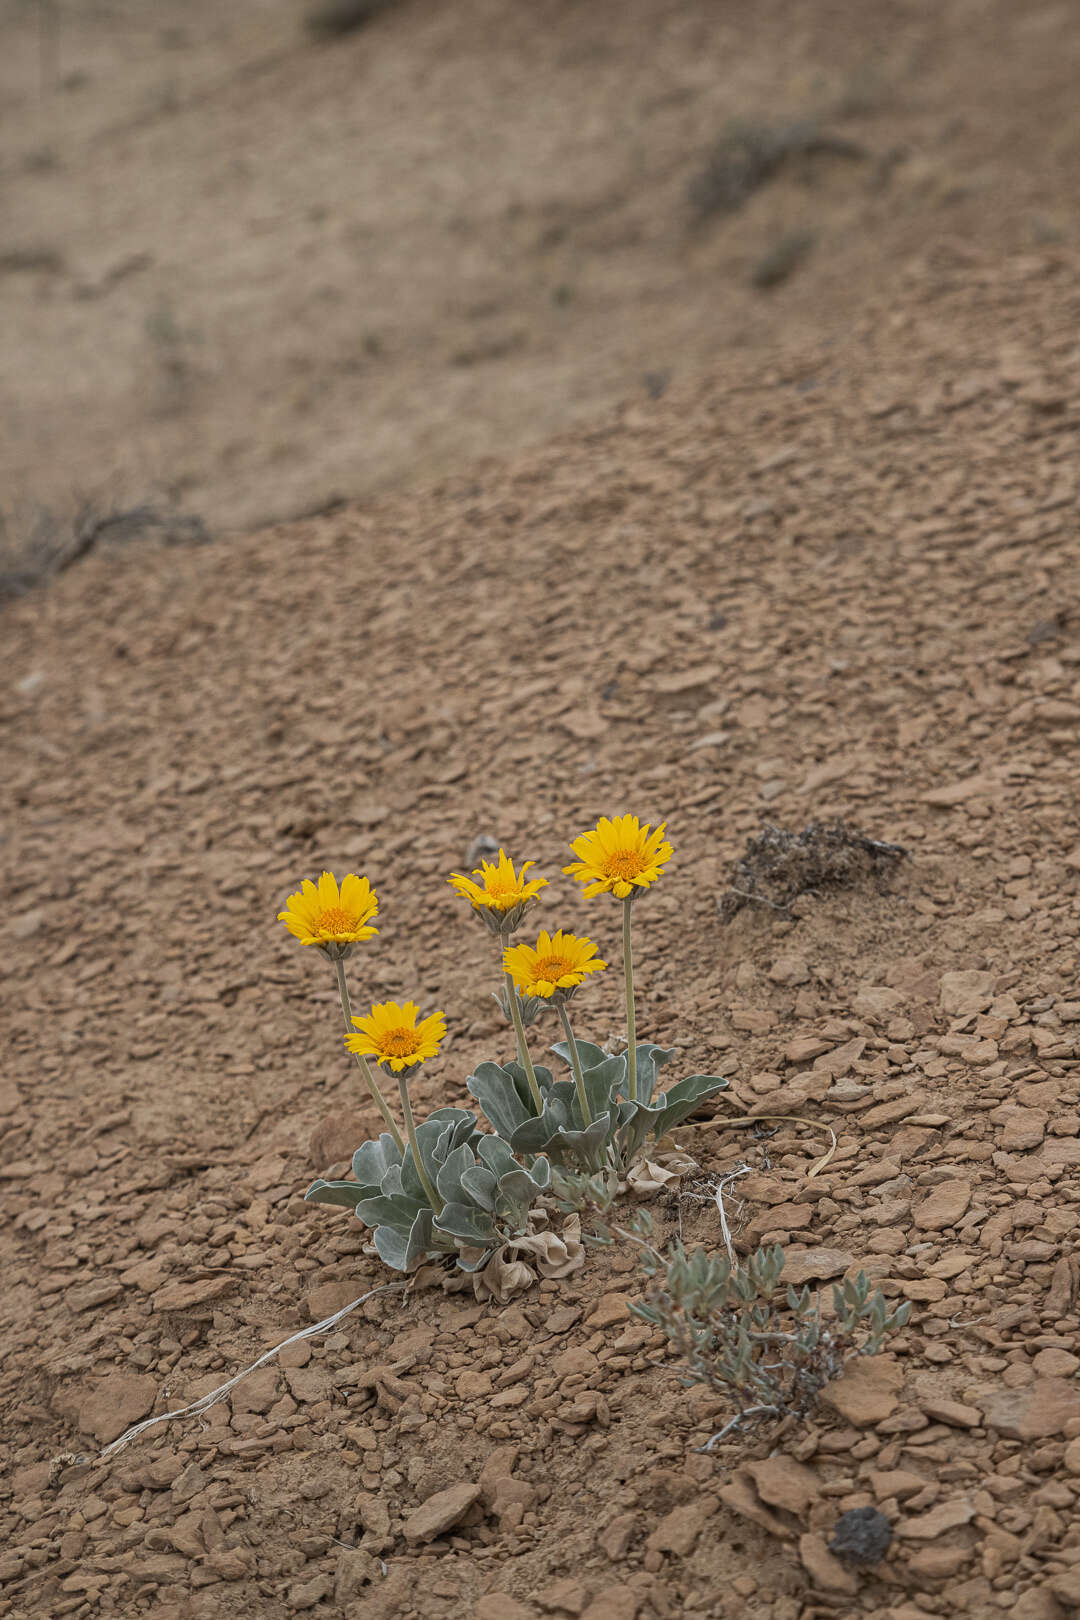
829,1506,893,1565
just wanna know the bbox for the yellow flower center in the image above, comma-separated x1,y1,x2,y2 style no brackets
317,905,360,934
379,1026,422,1058
602,849,646,881
532,954,574,981
487,880,519,903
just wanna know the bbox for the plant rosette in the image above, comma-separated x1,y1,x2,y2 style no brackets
467,1036,729,1179
306,1109,554,1278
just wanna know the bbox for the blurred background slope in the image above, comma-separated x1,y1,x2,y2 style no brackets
1,0,1078,549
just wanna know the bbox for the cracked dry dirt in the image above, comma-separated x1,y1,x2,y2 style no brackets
4,243,1080,1618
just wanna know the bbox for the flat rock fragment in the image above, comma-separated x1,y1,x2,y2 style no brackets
897,1498,975,1539
982,1378,1080,1440
913,1179,971,1231
646,1498,716,1557
745,1456,821,1518
152,1276,236,1312
403,1482,482,1544
799,1532,859,1594
821,1356,904,1426
65,1373,160,1445
779,1248,852,1285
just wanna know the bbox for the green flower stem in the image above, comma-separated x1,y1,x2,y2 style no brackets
504,968,544,1114
557,1002,592,1126
333,955,405,1155
623,895,638,1103
397,1070,443,1215
497,941,529,1068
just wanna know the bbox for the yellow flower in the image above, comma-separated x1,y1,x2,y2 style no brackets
448,849,547,934
278,871,379,953
345,1000,446,1073
563,815,672,899
503,929,607,1001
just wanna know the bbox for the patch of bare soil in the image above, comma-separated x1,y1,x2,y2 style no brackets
3,208,1080,1620
2,0,1080,551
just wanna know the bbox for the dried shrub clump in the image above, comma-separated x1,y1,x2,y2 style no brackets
304,0,398,39
687,121,866,218
719,818,907,921
0,500,210,603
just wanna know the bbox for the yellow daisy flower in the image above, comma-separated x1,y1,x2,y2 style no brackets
563,815,672,899
345,999,446,1073
503,929,607,1001
448,849,547,934
278,871,379,954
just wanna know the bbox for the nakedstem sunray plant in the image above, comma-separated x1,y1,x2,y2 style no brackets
450,848,548,1109
278,870,379,953
278,871,404,1153
448,849,548,933
564,815,673,1105
282,820,729,1279
284,858,552,1276
463,821,726,1185
346,1000,447,1212
503,928,607,1126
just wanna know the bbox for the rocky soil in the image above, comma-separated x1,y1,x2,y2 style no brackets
3,228,1080,1619
4,3,1080,1618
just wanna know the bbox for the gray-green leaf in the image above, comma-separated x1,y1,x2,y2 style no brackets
434,1202,498,1246
304,1178,367,1211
